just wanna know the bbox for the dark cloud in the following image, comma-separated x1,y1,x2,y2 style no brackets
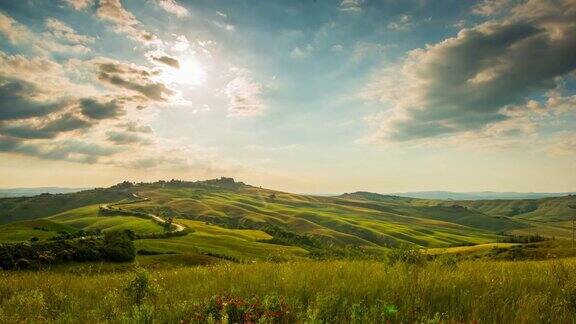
94,60,173,101
106,130,151,145
367,0,576,142
0,136,21,151
42,114,92,133
0,124,54,139
79,98,125,119
97,62,157,77
148,53,180,68
0,78,68,121
0,136,119,164
121,121,153,133
0,113,92,139
98,72,173,101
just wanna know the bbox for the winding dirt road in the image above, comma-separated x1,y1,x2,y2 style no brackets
100,193,186,234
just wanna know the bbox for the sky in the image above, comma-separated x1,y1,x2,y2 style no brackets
0,0,575,193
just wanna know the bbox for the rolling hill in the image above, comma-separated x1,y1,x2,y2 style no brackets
394,191,576,200
0,178,573,263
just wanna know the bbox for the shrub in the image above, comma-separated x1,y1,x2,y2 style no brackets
126,304,155,323
0,248,15,270
15,258,31,269
72,240,102,261
387,244,426,265
101,230,136,262
435,253,459,268
123,269,158,305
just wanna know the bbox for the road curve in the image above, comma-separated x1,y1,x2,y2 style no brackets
100,193,186,234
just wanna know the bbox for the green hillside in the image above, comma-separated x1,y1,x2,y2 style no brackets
121,183,504,248
0,219,78,242
135,219,308,262
0,187,131,224
48,205,164,235
0,178,573,262
426,195,576,221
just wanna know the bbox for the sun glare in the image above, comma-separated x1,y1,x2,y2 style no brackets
160,57,206,86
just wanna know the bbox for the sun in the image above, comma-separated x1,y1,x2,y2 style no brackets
159,57,206,86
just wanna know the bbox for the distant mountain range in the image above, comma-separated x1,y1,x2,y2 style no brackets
0,187,90,198
393,191,576,200
0,186,574,201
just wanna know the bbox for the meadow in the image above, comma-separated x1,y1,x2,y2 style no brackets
1,180,575,323
1,258,576,323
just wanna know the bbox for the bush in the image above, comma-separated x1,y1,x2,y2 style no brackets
0,230,136,269
123,269,158,305
0,248,15,270
101,230,136,262
387,244,426,265
435,253,459,268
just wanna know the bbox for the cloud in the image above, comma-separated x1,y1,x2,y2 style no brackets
387,15,413,31
339,0,363,12
64,0,94,10
213,21,235,31
155,0,189,17
331,44,344,52
145,50,180,68
106,130,151,145
0,114,91,139
0,77,70,121
363,0,576,142
0,12,28,44
45,18,95,44
0,136,119,164
119,121,153,133
92,58,174,101
0,13,89,54
171,34,189,52
290,44,314,59
79,97,125,119
226,68,266,117
473,0,511,16
96,0,160,45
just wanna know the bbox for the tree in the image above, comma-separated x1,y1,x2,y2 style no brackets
101,230,136,262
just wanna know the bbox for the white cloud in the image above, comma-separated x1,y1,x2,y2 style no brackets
387,15,413,31
339,0,363,13
0,13,90,54
362,0,576,143
96,0,160,45
290,44,313,59
45,18,95,44
213,21,235,31
64,0,94,11
171,34,190,51
473,0,511,16
331,44,344,52
226,68,266,117
155,0,189,17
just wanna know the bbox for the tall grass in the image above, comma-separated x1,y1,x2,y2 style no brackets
1,258,575,323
